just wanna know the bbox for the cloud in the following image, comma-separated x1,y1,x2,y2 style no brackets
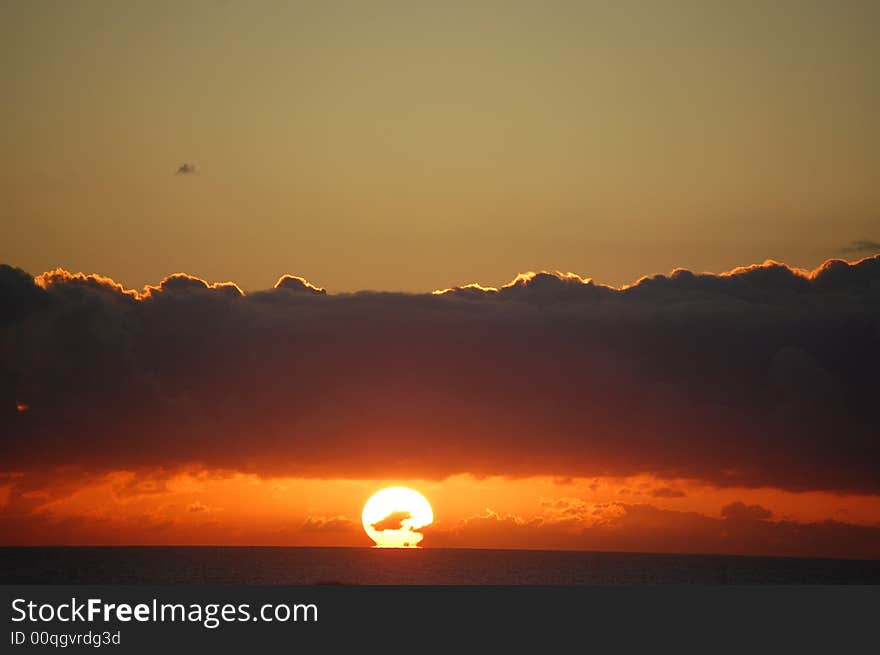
301,515,356,533
175,163,196,175
142,273,243,299
841,240,880,255
34,268,140,298
371,510,412,532
721,502,773,522
2,256,880,494
423,502,880,559
273,275,326,294
650,487,687,499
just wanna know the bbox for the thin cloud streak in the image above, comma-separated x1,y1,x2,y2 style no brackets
841,240,880,254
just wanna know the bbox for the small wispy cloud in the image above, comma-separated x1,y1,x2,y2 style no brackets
371,510,413,532
841,239,880,254
175,163,197,175
300,515,355,532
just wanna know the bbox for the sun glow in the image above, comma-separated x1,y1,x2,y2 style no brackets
362,487,434,548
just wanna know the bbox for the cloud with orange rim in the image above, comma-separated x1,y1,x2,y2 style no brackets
2,256,879,495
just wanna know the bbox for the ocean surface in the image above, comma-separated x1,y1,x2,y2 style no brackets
3,547,880,585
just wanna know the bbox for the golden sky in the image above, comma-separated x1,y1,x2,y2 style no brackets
2,1,879,292
4,469,880,557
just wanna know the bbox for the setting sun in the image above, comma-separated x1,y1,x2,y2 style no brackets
362,487,434,548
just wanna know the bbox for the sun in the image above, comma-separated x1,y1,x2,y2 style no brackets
362,487,434,548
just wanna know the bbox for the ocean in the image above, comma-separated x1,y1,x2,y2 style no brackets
2,547,879,584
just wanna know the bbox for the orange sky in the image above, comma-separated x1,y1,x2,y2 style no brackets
2,468,879,558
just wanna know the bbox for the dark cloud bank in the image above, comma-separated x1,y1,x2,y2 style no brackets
2,257,879,494
424,502,880,560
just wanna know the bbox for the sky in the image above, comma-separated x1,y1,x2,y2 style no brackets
1,1,880,558
2,0,879,293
